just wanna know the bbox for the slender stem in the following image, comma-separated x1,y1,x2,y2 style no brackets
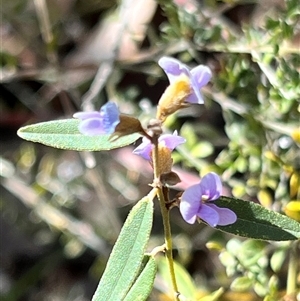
286,241,298,296
151,135,179,300
157,188,179,299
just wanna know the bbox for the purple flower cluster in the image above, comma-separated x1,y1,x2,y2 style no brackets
72,58,236,228
158,57,212,105
180,172,237,227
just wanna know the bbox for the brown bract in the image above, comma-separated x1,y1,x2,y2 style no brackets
110,114,146,141
160,171,181,186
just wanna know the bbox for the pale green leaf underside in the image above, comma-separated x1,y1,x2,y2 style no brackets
92,197,154,301
123,256,157,301
215,197,300,241
17,119,141,151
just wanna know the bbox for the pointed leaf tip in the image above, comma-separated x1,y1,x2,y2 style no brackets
214,197,300,241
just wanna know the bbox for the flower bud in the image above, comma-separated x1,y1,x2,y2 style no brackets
160,171,181,186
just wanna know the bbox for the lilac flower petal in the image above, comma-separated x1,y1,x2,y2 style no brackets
101,102,120,124
191,65,212,87
180,183,202,224
158,57,211,105
132,138,152,160
180,171,236,227
186,74,205,104
179,204,197,224
185,66,211,104
133,131,185,160
206,204,237,226
185,90,203,104
197,203,219,227
200,172,222,200
159,131,186,150
73,111,102,120
158,56,190,83
158,57,183,76
74,102,120,136
78,118,106,135
98,102,120,133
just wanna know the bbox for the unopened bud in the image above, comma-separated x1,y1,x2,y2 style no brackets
160,171,181,186
147,119,163,137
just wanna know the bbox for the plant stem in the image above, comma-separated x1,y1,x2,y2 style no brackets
157,188,179,300
286,241,298,296
152,135,179,300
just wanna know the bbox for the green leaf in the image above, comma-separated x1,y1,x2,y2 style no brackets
214,197,300,241
92,197,154,301
17,119,141,151
230,276,253,291
237,240,265,267
199,288,224,301
270,247,287,272
157,257,197,299
123,255,157,301
191,141,214,159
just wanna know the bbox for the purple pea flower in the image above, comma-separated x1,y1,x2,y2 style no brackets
132,131,186,160
73,102,120,136
158,56,212,104
180,172,237,227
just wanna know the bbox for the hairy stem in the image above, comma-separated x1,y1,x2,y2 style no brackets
151,135,179,300
157,188,179,299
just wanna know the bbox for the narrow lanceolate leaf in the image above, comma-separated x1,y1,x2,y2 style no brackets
123,255,157,301
17,119,141,151
215,197,300,241
92,197,154,301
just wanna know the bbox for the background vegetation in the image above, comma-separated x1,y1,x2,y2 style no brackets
1,0,299,300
